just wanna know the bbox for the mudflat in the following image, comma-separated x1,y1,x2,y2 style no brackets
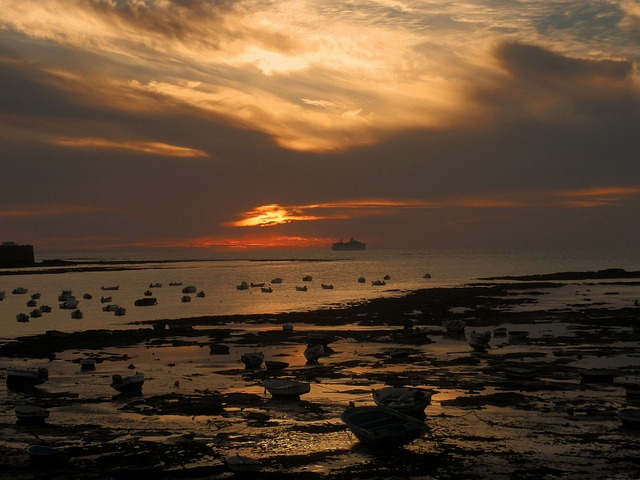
1,282,640,479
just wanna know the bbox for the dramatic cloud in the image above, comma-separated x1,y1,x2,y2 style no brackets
0,0,639,251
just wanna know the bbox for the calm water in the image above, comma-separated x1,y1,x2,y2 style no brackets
1,247,639,341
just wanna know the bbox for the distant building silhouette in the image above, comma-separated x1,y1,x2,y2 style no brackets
0,242,35,267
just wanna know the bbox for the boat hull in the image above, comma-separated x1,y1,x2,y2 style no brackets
340,405,423,448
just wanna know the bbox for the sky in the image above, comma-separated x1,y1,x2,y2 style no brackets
1,0,639,253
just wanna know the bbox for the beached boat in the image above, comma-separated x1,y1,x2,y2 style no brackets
100,296,112,303
110,373,144,394
240,352,264,369
504,366,538,380
16,312,30,323
282,323,294,332
295,285,308,291
83,293,92,299
250,282,265,288
101,285,119,291
508,330,529,342
26,299,37,307
493,327,508,336
197,290,205,298
114,306,127,316
0,290,5,300
209,343,230,354
39,304,52,313
15,405,50,423
579,368,617,384
443,319,466,333
263,378,311,398
169,282,183,286
371,280,386,286
71,309,83,319
26,445,71,466
30,309,42,318
181,295,192,302
6,367,49,388
181,285,197,294
372,387,433,415
80,358,97,371
302,275,313,282
358,276,366,283
149,282,163,288
236,281,249,290
271,277,283,284
265,360,289,371
12,286,28,294
134,297,157,306
331,238,366,251
59,298,79,309
226,455,262,474
321,283,334,289
261,286,273,293
624,384,640,401
618,409,640,429
304,343,324,363
468,334,490,351
340,404,423,448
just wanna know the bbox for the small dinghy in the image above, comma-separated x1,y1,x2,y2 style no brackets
6,367,49,389
579,368,617,384
263,378,311,398
265,360,289,371
340,404,423,448
240,352,264,369
504,366,538,380
80,359,97,371
372,387,433,416
304,343,324,363
26,445,70,466
618,409,640,429
15,406,50,423
110,373,144,394
226,454,262,474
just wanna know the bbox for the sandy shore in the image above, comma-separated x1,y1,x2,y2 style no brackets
1,282,640,479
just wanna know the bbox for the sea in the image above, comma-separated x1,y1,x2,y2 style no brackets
1,247,639,342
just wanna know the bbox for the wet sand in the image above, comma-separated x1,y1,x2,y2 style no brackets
1,282,640,479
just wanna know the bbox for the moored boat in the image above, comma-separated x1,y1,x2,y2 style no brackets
443,319,466,333
340,404,423,448
618,409,640,429
372,387,433,415
209,343,230,354
6,367,49,389
26,445,71,466
579,368,617,384
80,358,97,371
304,343,324,363
226,455,262,474
110,373,144,394
240,352,264,369
15,405,50,423
504,366,538,380
263,378,311,398
265,360,289,371
134,297,157,306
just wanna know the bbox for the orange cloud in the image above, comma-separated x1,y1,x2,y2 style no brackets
53,137,208,158
226,186,640,227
